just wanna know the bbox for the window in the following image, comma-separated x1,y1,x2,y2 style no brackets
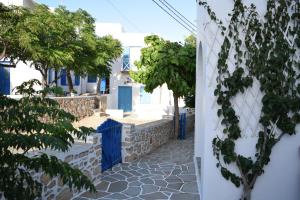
122,47,130,71
140,86,151,104
88,74,97,83
74,74,80,86
60,69,67,86
48,69,53,84
100,78,106,93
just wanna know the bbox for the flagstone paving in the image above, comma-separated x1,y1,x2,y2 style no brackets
74,135,199,200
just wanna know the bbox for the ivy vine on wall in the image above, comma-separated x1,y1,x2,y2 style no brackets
199,0,300,199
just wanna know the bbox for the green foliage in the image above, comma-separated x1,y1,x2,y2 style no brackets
14,4,79,88
199,0,300,199
43,86,65,97
131,35,195,97
131,35,196,136
0,3,29,62
0,80,96,199
89,35,123,78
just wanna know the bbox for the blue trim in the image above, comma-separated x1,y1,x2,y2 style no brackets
100,78,106,92
48,69,53,84
88,74,97,83
60,69,67,86
74,75,80,86
0,66,10,95
122,47,130,71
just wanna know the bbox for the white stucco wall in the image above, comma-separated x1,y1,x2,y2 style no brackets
96,23,178,118
9,62,43,94
195,1,300,200
0,0,34,8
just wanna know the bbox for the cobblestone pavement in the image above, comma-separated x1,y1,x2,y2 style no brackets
75,135,199,200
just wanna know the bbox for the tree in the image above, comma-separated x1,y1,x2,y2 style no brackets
17,5,77,89
0,80,96,199
131,35,196,137
182,35,196,108
0,3,29,63
199,0,300,199
55,7,97,92
90,35,123,94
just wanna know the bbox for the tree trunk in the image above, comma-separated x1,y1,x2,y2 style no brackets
96,77,101,95
174,94,180,138
241,186,251,200
66,69,74,92
41,68,48,90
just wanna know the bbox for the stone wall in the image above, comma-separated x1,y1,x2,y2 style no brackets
95,95,107,112
122,119,174,162
122,114,195,162
30,133,102,200
53,96,96,120
186,113,195,136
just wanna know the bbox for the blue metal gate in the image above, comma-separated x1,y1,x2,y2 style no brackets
118,86,132,112
174,113,186,140
179,113,186,140
97,119,122,172
0,67,10,95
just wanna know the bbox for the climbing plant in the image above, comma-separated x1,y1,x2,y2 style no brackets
199,0,300,199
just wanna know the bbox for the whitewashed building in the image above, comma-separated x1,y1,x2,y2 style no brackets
93,23,179,118
0,0,180,119
0,0,40,95
195,0,300,200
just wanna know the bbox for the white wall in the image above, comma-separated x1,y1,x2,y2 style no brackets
96,23,177,117
195,0,300,200
9,62,43,94
0,0,34,8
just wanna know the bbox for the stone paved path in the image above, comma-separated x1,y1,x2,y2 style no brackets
74,135,199,200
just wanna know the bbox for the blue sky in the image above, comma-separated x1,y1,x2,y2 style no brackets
36,0,197,42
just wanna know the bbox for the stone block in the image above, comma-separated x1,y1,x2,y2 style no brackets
40,174,51,185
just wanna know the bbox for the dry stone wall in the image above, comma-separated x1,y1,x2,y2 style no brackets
30,133,102,200
52,96,96,120
52,95,108,120
122,119,174,162
122,113,195,162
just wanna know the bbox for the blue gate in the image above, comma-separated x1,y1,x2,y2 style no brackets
0,67,10,95
179,113,186,140
174,113,186,140
118,86,132,112
97,119,122,172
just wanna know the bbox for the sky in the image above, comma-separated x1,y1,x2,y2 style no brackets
36,0,197,42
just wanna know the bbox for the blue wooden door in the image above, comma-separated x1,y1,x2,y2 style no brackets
0,67,10,95
97,119,122,172
118,86,132,112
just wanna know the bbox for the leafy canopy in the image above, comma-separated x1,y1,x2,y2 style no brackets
0,3,29,62
131,35,195,97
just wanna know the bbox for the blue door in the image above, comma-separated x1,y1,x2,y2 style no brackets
118,86,132,112
97,119,122,172
0,67,10,95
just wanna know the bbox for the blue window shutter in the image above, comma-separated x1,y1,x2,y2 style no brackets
75,75,80,86
0,66,10,95
100,78,106,92
48,68,52,84
140,86,151,104
88,74,97,83
60,69,67,86
122,47,130,71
